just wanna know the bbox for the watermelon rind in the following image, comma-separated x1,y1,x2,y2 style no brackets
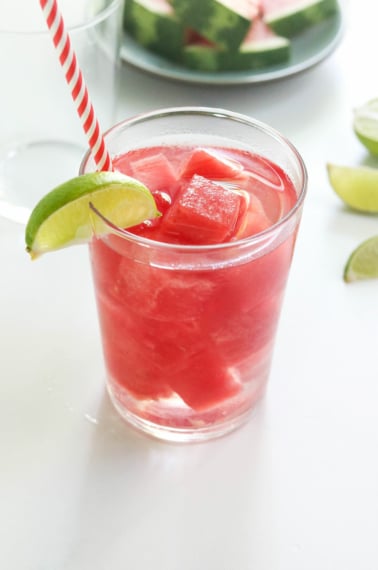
169,0,257,51
124,0,185,61
183,36,290,72
264,0,339,38
183,45,221,72
235,36,291,70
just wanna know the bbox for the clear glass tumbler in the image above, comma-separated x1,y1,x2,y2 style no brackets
80,107,307,443
0,0,123,223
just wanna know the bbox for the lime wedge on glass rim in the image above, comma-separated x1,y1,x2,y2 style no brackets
25,171,159,259
327,163,378,213
353,98,378,156
344,235,378,283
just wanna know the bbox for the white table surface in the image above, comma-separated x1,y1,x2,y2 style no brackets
1,1,378,569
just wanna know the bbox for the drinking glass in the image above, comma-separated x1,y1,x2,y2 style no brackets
81,107,307,443
0,0,123,223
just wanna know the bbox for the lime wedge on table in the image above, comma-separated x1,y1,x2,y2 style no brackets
327,163,378,213
344,236,378,283
25,172,159,259
353,98,378,156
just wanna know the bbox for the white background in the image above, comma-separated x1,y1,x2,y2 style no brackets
1,1,377,568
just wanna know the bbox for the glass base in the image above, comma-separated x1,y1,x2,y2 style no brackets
0,139,85,224
107,380,266,443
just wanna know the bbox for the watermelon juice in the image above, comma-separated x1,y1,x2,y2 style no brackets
81,108,307,442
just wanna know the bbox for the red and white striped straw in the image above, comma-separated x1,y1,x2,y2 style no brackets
39,0,113,171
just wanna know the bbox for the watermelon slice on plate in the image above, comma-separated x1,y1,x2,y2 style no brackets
123,0,185,61
262,0,339,37
183,15,290,71
170,0,261,51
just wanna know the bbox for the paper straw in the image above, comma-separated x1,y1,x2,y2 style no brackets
39,0,113,171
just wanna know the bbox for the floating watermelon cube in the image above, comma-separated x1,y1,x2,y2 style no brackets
234,193,271,238
161,174,243,244
129,152,178,191
180,147,245,180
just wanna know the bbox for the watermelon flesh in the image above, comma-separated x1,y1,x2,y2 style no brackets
161,174,244,244
180,147,246,180
234,193,271,237
244,13,281,41
129,152,178,191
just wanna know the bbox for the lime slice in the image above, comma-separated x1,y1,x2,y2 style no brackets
327,163,378,213
353,98,378,156
344,235,378,283
25,171,159,259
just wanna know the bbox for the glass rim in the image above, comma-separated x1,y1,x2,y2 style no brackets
0,0,123,36
81,106,308,253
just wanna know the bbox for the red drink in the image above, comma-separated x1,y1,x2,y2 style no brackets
82,108,306,441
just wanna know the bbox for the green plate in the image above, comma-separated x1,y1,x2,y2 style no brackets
120,9,344,85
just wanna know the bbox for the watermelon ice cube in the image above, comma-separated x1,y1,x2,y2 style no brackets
161,174,243,244
167,348,241,411
235,193,271,238
129,152,178,191
180,147,245,180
